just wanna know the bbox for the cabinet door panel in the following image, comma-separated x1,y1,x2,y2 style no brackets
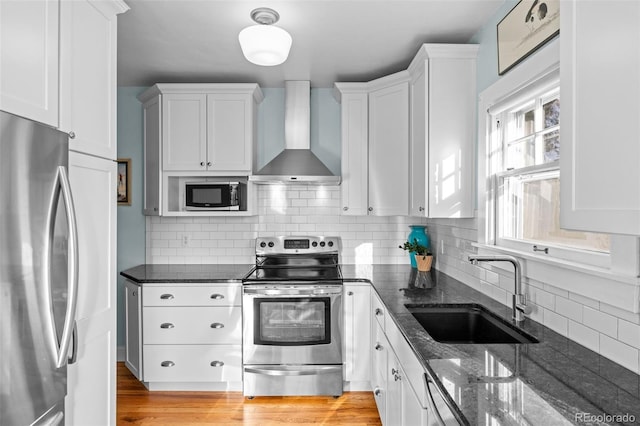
60,0,117,159
344,284,371,383
340,93,369,215
368,83,409,216
125,281,142,380
0,0,59,126
162,94,207,171
143,306,242,344
560,0,640,235
67,153,117,426
207,94,252,172
143,345,242,382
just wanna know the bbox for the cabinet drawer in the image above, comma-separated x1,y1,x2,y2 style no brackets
372,291,386,330
143,284,241,307
143,344,242,382
143,306,241,344
385,315,428,409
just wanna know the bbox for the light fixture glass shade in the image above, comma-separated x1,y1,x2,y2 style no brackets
238,24,292,66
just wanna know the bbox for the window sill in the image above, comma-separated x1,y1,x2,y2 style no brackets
472,243,640,313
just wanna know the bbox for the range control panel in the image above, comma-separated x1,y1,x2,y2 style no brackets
255,236,340,255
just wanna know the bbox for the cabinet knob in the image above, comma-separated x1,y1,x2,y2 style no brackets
200,161,205,167
153,207,158,212
419,206,424,212
347,291,354,296
343,206,349,211
375,343,383,351
391,368,399,375
210,322,225,329
368,207,373,212
160,294,174,300
68,131,76,139
374,388,382,397
394,374,401,382
160,323,175,329
375,308,383,316
207,161,212,166
132,291,137,297
161,361,175,367
210,361,225,367
210,294,225,300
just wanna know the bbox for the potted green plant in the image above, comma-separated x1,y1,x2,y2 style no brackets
399,239,433,272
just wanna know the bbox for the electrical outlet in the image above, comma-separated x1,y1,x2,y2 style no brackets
182,235,189,247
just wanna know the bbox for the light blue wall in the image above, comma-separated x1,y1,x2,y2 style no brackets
116,87,147,347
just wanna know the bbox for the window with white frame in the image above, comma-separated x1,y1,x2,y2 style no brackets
488,72,610,266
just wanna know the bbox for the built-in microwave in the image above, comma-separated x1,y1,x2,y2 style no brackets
184,181,243,210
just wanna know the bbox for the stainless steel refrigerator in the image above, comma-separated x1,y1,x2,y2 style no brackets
0,111,79,425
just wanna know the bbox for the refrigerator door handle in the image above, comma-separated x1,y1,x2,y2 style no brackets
55,166,80,369
68,321,78,364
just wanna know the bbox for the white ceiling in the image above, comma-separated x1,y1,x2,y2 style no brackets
117,0,505,88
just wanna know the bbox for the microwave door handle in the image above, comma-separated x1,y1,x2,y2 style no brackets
55,166,80,369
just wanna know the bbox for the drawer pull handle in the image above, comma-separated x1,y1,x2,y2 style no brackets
210,361,224,367
160,294,174,300
210,323,225,329
375,343,383,351
347,291,354,296
210,294,225,300
375,308,383,316
161,361,175,367
160,323,175,329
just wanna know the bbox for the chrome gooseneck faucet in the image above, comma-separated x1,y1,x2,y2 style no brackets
468,255,531,323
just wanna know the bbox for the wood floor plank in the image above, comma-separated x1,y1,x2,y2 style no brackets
117,363,382,425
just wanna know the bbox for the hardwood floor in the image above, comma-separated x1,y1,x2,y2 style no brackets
117,363,382,425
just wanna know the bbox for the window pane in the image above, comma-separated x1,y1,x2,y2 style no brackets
543,98,560,128
507,137,536,169
501,173,610,253
543,130,560,163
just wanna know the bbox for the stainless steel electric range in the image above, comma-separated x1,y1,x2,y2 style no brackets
242,236,343,398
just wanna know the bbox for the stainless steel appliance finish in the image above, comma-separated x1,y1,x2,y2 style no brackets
184,181,243,211
242,236,343,397
0,111,79,426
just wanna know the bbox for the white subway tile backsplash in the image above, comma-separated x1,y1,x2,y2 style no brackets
599,334,640,374
583,307,618,338
543,309,568,336
618,320,640,349
555,297,583,323
568,320,600,353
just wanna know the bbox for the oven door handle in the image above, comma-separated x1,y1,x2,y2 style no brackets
244,366,342,376
243,287,342,296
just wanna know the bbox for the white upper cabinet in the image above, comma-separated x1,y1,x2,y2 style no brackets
139,84,263,174
408,44,478,218
0,0,59,126
334,71,410,217
560,0,640,235
59,0,121,159
368,79,410,216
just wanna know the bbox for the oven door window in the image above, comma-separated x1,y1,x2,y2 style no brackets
254,297,331,346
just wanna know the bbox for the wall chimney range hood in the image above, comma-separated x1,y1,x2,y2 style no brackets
250,81,341,185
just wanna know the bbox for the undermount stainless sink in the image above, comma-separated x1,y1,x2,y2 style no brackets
406,304,539,344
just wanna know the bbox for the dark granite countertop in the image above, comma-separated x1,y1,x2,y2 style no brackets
120,263,254,283
341,265,640,426
120,263,640,425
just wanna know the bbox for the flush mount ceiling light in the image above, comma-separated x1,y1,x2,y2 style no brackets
238,7,292,66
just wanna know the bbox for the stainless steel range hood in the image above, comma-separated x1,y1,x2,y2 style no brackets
250,81,341,185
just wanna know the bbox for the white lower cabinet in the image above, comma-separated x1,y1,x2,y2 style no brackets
124,282,242,391
343,283,371,389
370,290,430,425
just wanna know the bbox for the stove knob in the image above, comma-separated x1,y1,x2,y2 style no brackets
260,242,266,248
312,241,318,247
268,241,274,248
320,241,326,247
328,241,334,247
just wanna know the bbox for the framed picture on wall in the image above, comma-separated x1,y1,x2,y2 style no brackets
497,0,560,75
117,158,132,206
